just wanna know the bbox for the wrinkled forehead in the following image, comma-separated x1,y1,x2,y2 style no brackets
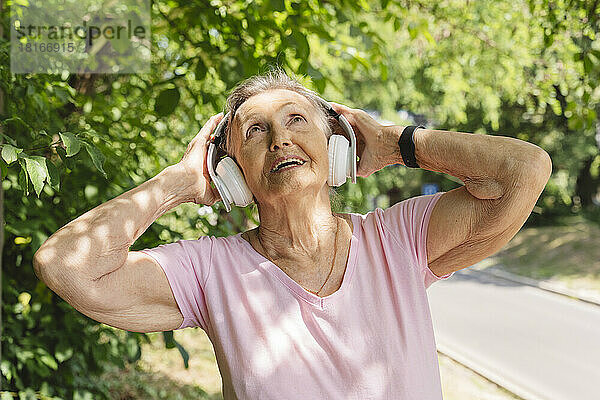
232,89,319,132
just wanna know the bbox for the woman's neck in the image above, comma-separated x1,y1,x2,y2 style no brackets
255,187,339,259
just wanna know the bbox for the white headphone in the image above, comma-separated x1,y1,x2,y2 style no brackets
207,96,357,212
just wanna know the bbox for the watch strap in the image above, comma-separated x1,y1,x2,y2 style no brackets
398,125,424,168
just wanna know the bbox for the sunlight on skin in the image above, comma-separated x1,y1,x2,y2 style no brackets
71,219,89,233
62,236,90,266
124,219,137,240
91,223,109,240
36,245,55,260
32,162,196,333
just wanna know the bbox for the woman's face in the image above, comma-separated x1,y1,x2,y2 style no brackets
229,88,331,204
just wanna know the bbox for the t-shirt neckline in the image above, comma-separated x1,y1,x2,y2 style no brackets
234,213,361,308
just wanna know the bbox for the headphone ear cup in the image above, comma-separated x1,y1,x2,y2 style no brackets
215,157,254,208
328,134,350,187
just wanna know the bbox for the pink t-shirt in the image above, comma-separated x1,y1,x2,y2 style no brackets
140,192,453,400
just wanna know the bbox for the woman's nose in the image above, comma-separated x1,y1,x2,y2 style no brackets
269,128,293,152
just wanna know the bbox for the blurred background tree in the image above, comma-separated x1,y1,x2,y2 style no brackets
1,0,598,398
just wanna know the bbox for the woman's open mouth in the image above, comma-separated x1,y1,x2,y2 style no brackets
270,158,307,173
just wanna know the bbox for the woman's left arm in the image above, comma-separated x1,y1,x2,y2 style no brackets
329,103,552,277
410,127,551,277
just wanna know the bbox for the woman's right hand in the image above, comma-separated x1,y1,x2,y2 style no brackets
175,112,224,206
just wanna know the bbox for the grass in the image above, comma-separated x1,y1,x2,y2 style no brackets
103,328,521,400
102,364,219,400
103,329,222,400
438,353,521,400
475,215,600,294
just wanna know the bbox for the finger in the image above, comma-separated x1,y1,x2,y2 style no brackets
355,109,379,127
357,137,366,159
332,105,359,127
356,162,372,178
331,101,353,114
329,101,353,114
207,186,221,206
356,160,366,177
197,112,225,139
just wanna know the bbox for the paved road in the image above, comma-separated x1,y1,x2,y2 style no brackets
428,268,600,400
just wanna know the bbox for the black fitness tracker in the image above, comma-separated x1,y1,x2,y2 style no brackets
398,125,425,168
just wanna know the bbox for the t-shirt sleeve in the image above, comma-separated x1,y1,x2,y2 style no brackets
377,191,454,289
139,236,213,331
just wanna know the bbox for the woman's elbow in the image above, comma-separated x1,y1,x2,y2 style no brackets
529,148,552,188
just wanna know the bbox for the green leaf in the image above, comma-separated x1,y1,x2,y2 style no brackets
82,141,107,178
162,331,189,367
45,158,60,191
307,65,323,81
24,156,48,197
155,88,180,117
54,342,73,363
195,59,208,80
380,63,388,81
422,29,436,45
39,354,58,370
18,158,29,196
18,169,27,194
306,64,326,92
126,335,141,362
0,159,7,180
53,87,71,104
30,155,49,177
352,53,370,69
290,30,310,60
174,340,190,369
1,360,13,381
163,330,176,349
59,132,81,157
408,23,418,39
268,0,285,12
1,116,32,136
19,388,40,399
56,146,74,170
2,144,23,164
0,132,17,146
73,390,94,400
583,53,596,74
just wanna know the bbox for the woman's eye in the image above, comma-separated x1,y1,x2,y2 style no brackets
247,125,261,136
291,115,305,123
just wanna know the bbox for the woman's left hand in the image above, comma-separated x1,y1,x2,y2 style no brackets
329,102,402,177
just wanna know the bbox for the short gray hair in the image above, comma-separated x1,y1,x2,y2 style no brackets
221,66,334,158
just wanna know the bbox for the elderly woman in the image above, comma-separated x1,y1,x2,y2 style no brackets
33,69,552,399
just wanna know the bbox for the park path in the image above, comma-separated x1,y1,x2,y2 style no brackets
428,268,600,400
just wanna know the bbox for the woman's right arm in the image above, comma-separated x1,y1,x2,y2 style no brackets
33,113,223,333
